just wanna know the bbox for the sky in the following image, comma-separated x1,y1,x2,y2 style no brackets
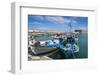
28,15,88,32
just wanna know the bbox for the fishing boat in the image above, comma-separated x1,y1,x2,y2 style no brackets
57,18,80,58
60,43,79,58
31,46,58,55
29,33,79,57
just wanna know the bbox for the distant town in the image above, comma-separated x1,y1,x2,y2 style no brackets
28,29,87,36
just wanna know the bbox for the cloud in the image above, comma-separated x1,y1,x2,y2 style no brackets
29,15,78,27
45,16,65,24
45,16,71,24
40,16,78,31
29,15,44,21
45,16,78,27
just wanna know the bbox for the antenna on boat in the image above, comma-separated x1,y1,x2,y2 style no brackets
66,17,73,37
67,17,78,37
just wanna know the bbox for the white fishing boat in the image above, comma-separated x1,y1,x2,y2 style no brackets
31,46,58,55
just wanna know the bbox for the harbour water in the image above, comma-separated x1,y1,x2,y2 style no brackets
78,33,88,58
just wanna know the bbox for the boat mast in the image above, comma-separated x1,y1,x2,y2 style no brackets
67,18,73,37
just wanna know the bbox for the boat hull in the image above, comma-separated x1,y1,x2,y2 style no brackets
31,46,58,55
